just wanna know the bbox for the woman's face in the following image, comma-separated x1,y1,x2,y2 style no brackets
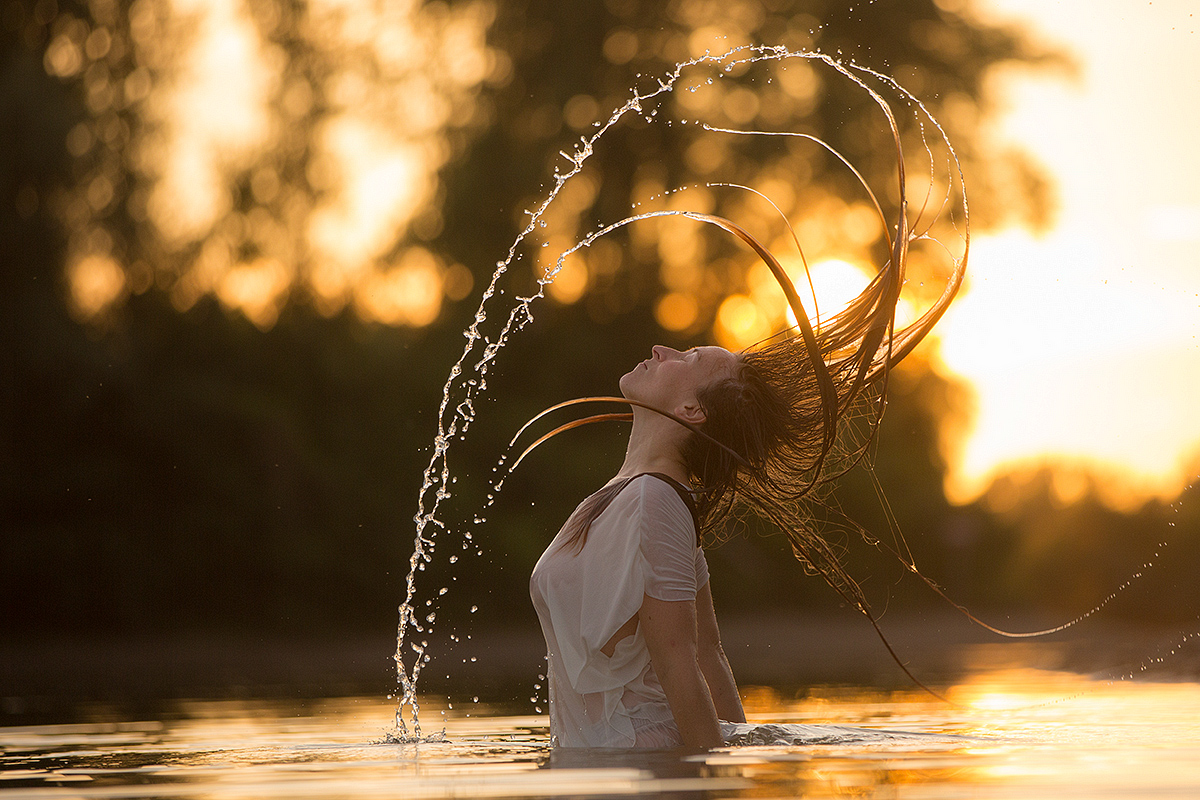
619,345,737,420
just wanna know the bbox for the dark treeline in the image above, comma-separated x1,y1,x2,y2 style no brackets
6,279,1197,639
4,0,1198,644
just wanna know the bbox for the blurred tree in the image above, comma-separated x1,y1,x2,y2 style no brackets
19,0,1068,337
961,467,1200,624
6,0,1127,641
438,0,1067,346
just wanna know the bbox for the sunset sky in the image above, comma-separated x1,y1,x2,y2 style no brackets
936,0,1200,505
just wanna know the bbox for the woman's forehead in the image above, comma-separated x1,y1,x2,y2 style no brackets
696,345,738,377
697,345,735,362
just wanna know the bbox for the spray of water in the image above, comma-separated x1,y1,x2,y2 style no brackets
389,44,974,741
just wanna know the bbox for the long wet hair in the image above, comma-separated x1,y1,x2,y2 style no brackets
678,204,965,610
509,73,972,693
515,203,965,592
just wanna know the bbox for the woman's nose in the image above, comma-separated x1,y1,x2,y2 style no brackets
651,345,676,361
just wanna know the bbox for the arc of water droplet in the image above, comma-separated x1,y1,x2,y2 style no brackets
393,44,974,739
394,43,793,741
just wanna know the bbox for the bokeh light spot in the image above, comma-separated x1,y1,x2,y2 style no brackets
44,31,84,77
217,257,290,330
602,29,639,65
442,263,475,302
783,258,873,328
307,117,429,271
715,293,769,350
547,259,588,305
68,254,126,321
563,94,599,131
355,248,445,327
655,292,699,332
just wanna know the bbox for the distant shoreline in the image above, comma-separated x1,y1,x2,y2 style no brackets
4,610,1196,724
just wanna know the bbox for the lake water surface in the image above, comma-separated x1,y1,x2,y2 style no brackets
3,669,1199,799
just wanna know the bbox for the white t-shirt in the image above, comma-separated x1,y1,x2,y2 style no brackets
529,474,710,748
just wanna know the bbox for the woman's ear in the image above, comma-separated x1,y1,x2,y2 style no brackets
677,399,707,426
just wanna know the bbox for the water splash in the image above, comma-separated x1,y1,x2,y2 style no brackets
391,44,969,740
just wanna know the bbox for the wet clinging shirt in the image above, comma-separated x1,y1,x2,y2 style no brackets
530,474,709,748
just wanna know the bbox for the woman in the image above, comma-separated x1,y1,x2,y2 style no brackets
530,344,755,748
523,59,969,744
526,212,965,748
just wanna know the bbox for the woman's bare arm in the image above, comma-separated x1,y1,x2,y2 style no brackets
639,593,724,747
694,581,745,723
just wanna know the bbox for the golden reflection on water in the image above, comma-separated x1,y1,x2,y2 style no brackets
3,672,1199,799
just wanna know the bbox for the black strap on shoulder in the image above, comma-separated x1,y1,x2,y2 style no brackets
640,472,701,546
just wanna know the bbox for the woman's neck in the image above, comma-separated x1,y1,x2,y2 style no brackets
615,414,690,485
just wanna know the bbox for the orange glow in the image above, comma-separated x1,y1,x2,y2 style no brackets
307,117,430,275
217,258,290,330
354,248,445,328
763,258,916,332
533,174,602,297
44,29,84,78
62,0,496,330
144,0,276,247
933,0,1200,504
783,258,869,327
442,263,476,302
546,259,588,305
777,58,819,104
655,292,700,332
51,0,1198,504
715,294,769,350
68,254,126,320
688,26,751,60
562,94,599,131
937,229,1200,508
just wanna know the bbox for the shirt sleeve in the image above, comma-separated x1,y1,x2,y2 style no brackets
694,544,710,590
636,477,703,602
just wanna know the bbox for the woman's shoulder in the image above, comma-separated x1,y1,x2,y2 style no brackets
625,473,692,507
619,474,698,542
